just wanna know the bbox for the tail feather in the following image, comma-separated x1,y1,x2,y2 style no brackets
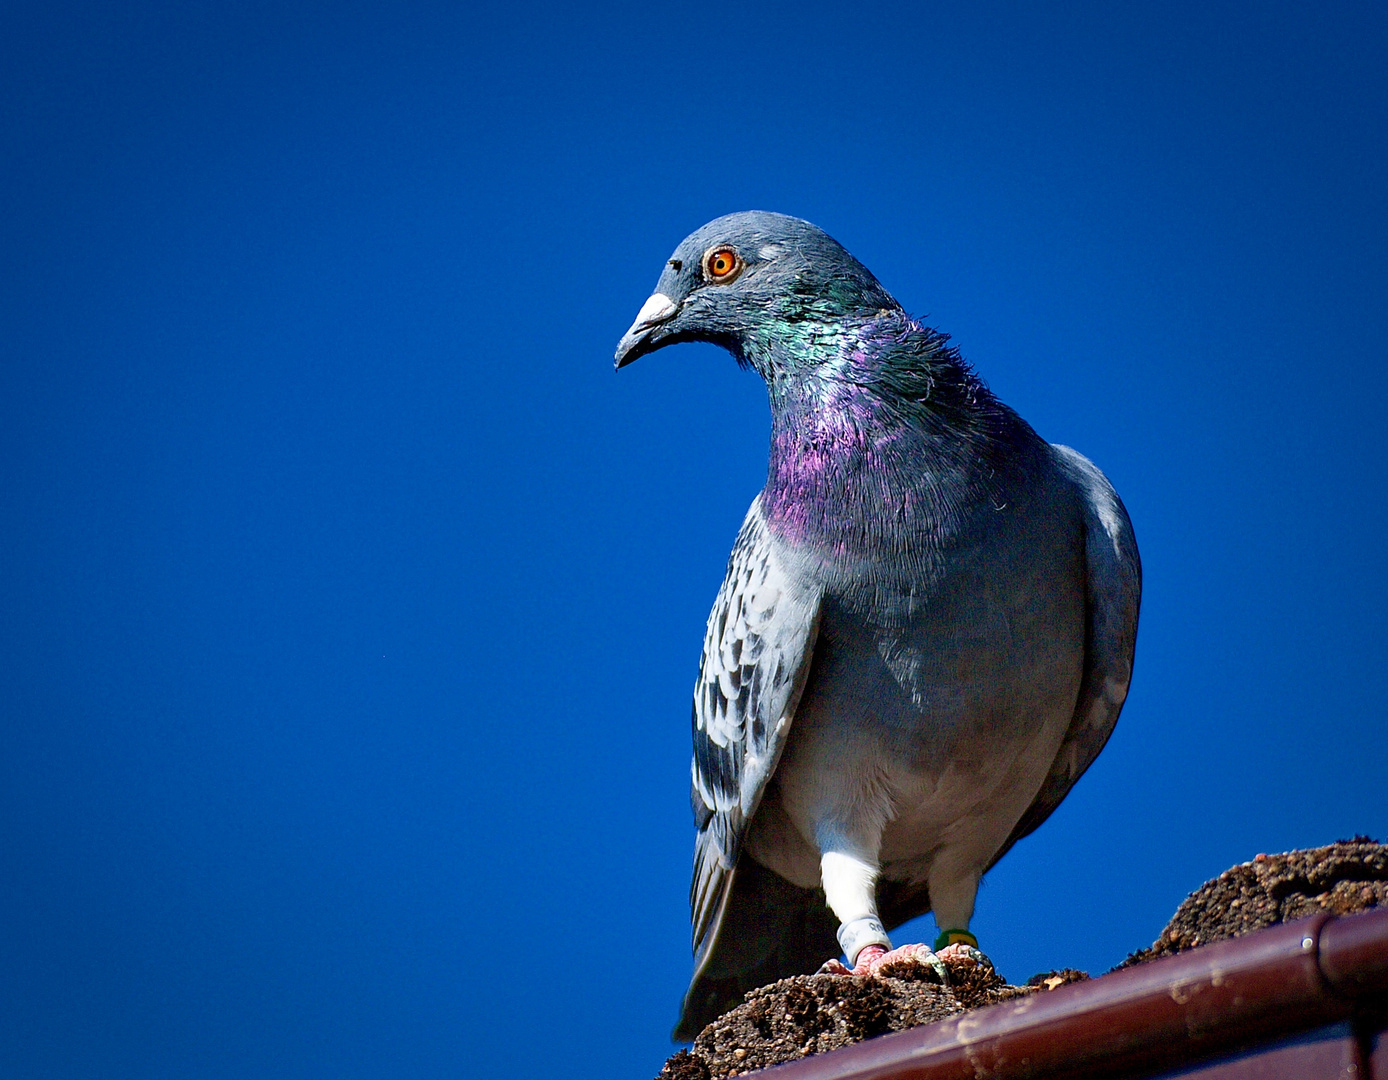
675,857,840,1041
690,839,730,957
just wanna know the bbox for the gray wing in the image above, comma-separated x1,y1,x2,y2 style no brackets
688,496,823,972
992,445,1142,864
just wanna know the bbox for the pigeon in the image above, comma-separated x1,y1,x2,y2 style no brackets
615,212,1140,1040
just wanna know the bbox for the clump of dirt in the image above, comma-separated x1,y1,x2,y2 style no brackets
1024,968,1090,991
657,839,1386,1079
660,1049,710,1080
658,952,1027,1080
1122,838,1387,966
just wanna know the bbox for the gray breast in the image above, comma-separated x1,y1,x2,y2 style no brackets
796,478,1087,770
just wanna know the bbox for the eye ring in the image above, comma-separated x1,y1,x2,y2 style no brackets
701,246,744,284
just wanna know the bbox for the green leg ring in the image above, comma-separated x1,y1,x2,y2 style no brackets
934,928,979,950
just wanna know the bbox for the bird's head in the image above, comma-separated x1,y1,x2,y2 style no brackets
614,211,899,372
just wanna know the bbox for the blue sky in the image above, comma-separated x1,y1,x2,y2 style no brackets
1,2,1385,1077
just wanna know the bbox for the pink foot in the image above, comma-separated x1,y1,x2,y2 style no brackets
937,942,989,968
861,943,948,979
817,943,950,983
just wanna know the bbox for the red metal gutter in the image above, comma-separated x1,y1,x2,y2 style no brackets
750,906,1388,1080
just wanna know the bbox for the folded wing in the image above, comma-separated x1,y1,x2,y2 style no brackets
688,497,824,977
993,445,1142,863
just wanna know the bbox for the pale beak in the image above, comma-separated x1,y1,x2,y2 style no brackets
615,292,678,369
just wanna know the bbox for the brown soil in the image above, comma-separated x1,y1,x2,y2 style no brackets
1121,837,1388,965
658,839,1385,1080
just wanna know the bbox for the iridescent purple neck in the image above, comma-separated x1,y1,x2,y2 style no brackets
756,312,1026,558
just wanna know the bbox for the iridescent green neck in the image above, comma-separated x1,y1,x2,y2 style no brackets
738,310,877,384
752,310,1032,557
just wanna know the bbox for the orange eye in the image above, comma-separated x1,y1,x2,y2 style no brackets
702,246,743,283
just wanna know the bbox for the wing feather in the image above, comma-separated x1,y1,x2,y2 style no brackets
993,445,1141,864
688,497,822,973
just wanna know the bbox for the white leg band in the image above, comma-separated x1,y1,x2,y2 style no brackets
837,916,891,966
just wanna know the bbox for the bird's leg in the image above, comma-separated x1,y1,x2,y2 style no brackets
815,851,951,984
816,850,887,976
927,863,991,972
820,851,889,970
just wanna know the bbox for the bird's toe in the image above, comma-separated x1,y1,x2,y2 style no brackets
863,943,950,984
937,943,990,968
